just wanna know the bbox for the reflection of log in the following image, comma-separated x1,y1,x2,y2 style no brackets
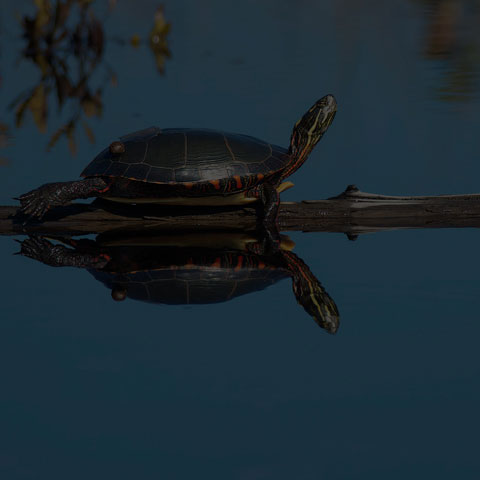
3,185,480,237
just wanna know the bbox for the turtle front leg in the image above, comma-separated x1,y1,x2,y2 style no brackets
17,177,109,219
259,181,280,226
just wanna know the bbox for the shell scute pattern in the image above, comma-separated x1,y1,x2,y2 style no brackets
147,166,175,183
124,163,151,180
104,161,129,177
81,128,290,186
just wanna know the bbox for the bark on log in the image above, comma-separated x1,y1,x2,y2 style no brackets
3,185,480,237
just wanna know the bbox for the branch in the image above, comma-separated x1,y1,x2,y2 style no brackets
3,185,480,237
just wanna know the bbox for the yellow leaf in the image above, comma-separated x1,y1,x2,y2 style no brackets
29,84,48,133
34,54,50,76
47,125,66,151
130,34,141,48
15,93,34,128
82,120,95,144
67,123,77,156
34,0,52,32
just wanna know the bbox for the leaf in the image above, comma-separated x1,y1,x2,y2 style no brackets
34,54,50,76
15,94,34,128
149,6,171,74
130,34,141,47
81,94,98,117
47,125,66,151
150,6,171,37
53,0,72,30
54,73,72,106
0,122,12,149
82,120,95,144
29,84,48,133
34,0,52,33
87,15,104,59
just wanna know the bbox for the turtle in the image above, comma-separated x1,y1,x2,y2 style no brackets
17,230,340,333
17,94,337,224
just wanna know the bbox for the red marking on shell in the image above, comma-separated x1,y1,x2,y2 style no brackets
212,257,221,268
233,175,242,189
257,173,264,182
234,256,244,271
210,180,221,190
257,260,265,269
183,182,194,189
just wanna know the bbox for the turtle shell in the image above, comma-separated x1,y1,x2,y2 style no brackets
88,245,290,304
81,127,290,184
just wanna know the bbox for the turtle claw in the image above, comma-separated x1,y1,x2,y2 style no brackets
17,235,55,263
16,235,109,269
18,188,52,220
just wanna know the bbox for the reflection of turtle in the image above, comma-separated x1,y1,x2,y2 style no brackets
18,95,337,225
18,231,340,333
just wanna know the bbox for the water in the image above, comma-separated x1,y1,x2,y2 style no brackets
1,1,480,478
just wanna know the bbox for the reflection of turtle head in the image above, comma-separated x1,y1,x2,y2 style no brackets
283,250,340,334
111,284,127,301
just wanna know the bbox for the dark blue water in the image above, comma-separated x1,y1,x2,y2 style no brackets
1,1,480,478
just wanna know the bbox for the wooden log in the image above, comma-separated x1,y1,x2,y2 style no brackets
3,185,480,237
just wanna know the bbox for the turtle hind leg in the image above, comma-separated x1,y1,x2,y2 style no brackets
17,235,109,268
17,177,109,219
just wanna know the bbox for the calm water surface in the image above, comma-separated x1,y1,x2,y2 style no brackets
1,1,480,479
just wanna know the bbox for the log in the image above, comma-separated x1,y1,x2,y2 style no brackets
3,185,480,237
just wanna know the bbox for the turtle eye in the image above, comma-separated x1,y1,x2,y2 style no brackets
111,285,127,301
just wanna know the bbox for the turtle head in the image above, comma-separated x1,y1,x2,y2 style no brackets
283,94,337,179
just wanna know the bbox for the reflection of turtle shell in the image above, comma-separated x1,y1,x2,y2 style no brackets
89,251,290,304
17,231,339,333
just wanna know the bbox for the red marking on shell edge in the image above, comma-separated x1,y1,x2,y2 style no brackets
257,261,265,269
233,175,242,189
210,180,221,190
234,256,244,271
184,182,194,189
212,257,221,268
257,173,264,182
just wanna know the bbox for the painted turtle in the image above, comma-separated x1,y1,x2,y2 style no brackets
17,231,340,333
17,95,337,224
